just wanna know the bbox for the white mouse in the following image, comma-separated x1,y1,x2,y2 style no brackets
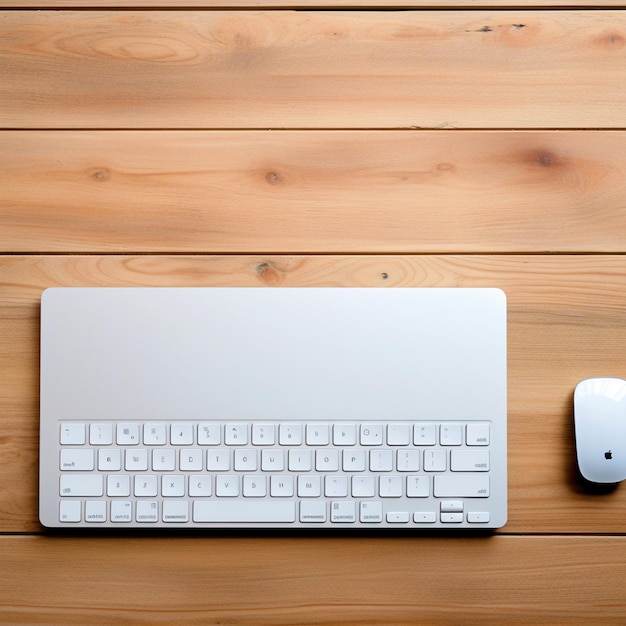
574,377,626,483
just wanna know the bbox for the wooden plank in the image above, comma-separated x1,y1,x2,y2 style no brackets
3,0,625,7
2,254,626,534
3,130,626,254
1,535,625,624
1,11,625,129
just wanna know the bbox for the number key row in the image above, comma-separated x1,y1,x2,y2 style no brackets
61,422,490,447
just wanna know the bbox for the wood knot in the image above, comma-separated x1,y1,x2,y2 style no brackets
256,261,282,286
90,168,111,182
529,150,565,169
537,154,554,167
436,162,455,172
593,31,625,50
265,171,281,185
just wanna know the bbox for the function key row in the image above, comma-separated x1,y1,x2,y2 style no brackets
61,422,490,448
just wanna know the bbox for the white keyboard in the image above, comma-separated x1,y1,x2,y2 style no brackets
56,419,494,527
40,287,507,529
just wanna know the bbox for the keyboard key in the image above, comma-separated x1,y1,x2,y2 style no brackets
279,423,302,446
162,475,185,497
300,500,326,523
360,501,383,523
406,475,430,498
370,449,393,472
331,501,356,523
111,501,132,523
414,511,437,523
98,448,121,471
194,500,296,523
343,449,366,472
85,500,107,523
352,475,376,497
298,475,321,497
451,449,489,472
270,475,294,497
59,500,81,522
325,476,348,497
60,423,85,445
144,423,167,445
387,424,410,446
360,424,383,446
60,474,103,497
434,474,489,498
252,424,275,446
316,449,339,472
441,512,464,523
261,449,285,471
306,423,330,445
60,449,94,471
397,449,420,472
198,423,221,445
107,474,131,497
414,423,437,446
424,449,447,472
136,501,159,523
117,423,140,445
234,449,258,471
207,450,231,471
180,449,203,471
216,475,239,497
333,423,357,446
153,448,176,471
243,475,267,497
441,500,464,513
125,449,148,471
387,511,409,523
134,475,158,497
170,423,194,445
225,423,248,445
163,500,189,523
379,476,403,498
467,511,491,523
440,424,463,446
288,449,312,472
466,423,490,446
189,476,212,497
90,423,113,446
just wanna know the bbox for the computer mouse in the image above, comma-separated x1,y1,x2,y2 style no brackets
574,377,626,484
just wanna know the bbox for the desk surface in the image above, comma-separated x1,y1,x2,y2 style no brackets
1,1,625,623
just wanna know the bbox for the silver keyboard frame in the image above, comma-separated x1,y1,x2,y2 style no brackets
40,287,507,529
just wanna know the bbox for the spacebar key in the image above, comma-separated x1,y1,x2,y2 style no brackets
193,501,296,523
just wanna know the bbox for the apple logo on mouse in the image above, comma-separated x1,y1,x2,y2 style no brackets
574,378,626,484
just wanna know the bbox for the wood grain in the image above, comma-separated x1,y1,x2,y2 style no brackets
1,11,625,129
2,130,626,254
1,254,626,534
1,0,625,621
1,535,625,624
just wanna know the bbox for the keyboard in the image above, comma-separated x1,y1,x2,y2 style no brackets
40,288,507,529
57,419,493,526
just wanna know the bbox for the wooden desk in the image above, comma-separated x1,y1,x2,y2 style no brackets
1,2,625,623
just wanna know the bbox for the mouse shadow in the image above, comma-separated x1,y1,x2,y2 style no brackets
566,398,620,496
